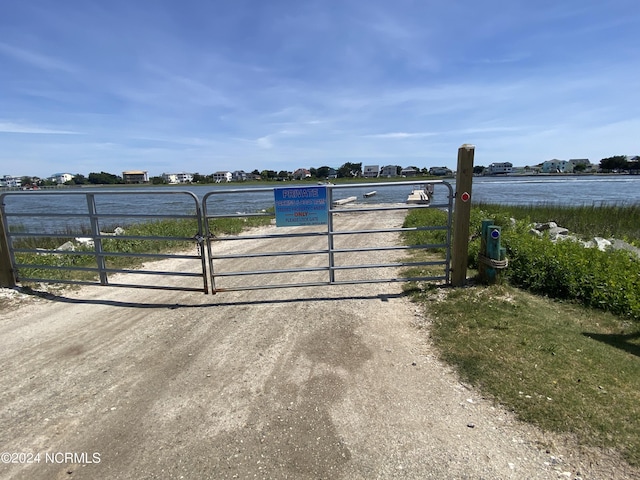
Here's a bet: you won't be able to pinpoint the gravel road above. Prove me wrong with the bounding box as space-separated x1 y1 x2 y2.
1 207 637 479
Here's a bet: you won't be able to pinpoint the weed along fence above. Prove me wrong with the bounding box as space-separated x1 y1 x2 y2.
0 190 209 293
0 180 458 295
202 181 454 293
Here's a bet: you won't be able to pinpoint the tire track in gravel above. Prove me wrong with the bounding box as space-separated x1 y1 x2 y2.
1 206 638 479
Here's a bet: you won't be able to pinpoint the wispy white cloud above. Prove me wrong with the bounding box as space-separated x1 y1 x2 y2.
1 1 639 176
0 42 78 73
365 126 529 139
0 121 81 135
365 132 438 139
256 136 273 149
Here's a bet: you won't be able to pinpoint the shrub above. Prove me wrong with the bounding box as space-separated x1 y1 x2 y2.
403 205 640 322
484 210 640 322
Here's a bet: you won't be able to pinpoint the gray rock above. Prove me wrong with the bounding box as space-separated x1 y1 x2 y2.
548 227 569 240
593 237 612 252
75 237 95 248
609 239 640 258
57 241 76 251
535 222 553 231
528 222 639 260
557 235 579 243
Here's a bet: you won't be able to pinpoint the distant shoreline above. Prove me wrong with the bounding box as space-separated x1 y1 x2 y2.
2 172 639 193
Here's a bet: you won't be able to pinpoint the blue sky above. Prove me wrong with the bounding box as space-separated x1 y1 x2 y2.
1 0 639 178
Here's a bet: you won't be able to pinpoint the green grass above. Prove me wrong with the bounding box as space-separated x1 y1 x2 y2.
474 202 640 245
12 214 273 283
417 284 640 466
403 203 640 466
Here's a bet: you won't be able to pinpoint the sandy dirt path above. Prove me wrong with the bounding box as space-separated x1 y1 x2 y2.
1 208 637 479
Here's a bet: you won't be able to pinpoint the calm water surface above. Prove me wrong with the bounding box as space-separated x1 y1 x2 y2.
2 175 639 232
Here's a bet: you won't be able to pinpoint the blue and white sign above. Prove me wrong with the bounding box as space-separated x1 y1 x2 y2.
274 186 328 227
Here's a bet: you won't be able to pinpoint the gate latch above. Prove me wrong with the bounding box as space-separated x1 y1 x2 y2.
193 233 205 245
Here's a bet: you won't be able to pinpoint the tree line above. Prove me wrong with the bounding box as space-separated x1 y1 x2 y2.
599 155 640 173
20 171 126 187
18 156 639 187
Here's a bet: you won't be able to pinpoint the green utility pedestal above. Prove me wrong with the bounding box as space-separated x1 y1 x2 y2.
478 220 507 284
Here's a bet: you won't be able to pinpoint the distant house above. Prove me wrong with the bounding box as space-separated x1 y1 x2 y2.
400 167 418 177
122 170 149 184
429 166 453 176
487 162 513 175
380 165 399 177
293 168 311 180
50 173 75 184
176 172 193 183
327 168 338 179
0 175 22 188
363 165 380 178
162 173 177 184
213 171 232 183
162 172 193 184
541 159 569 173
232 170 248 182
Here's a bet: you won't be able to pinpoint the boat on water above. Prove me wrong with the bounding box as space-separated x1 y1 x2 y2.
363 191 377 198
406 185 434 205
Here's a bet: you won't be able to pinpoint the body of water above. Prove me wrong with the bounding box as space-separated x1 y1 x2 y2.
2 175 639 232
468 175 640 205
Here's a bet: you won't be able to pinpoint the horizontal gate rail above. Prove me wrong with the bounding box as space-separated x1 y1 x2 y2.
211 249 327 259
327 226 448 235
212 266 329 277
203 180 453 293
211 231 327 241
10 249 200 260
0 190 208 293
7 233 199 242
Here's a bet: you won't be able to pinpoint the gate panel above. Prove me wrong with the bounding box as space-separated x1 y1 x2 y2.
203 181 453 293
0 190 208 293
0 182 453 295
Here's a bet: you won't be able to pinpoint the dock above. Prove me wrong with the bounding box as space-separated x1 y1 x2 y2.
406 189 431 204
332 196 357 207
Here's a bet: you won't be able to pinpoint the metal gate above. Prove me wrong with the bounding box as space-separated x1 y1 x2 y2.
0 190 208 293
1 181 453 295
203 180 453 293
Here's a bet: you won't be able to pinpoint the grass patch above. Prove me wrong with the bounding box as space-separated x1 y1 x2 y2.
474 202 640 246
403 203 640 466
417 284 640 466
402 207 449 253
206 214 273 236
12 214 273 283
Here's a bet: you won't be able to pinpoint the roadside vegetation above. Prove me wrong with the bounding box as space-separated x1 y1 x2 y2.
9 214 273 284
402 203 640 466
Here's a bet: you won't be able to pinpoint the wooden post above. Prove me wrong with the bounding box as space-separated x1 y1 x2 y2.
0 210 16 288
451 144 475 287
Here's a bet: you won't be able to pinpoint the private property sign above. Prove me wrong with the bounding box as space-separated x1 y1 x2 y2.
274 186 328 227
